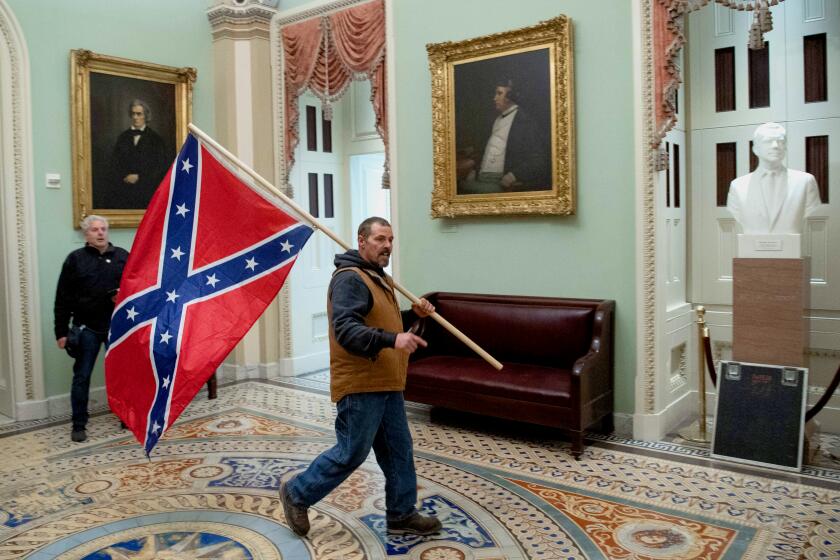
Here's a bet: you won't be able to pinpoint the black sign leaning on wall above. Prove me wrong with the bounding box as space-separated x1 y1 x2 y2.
711 361 808 472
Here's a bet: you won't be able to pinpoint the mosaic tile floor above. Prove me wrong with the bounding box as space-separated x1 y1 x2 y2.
281 370 840 481
0 380 838 559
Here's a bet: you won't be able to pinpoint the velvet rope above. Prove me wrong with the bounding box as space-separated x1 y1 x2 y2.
806 361 840 422
703 327 839 422
703 333 717 387
281 0 388 185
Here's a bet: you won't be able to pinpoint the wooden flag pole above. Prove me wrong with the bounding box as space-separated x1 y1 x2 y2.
188 123 503 371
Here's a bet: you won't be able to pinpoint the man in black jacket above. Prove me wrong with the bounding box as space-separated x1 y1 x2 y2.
54 215 128 442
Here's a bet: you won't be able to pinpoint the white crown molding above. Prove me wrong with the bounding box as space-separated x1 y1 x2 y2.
208 3 277 23
207 0 278 40
0 0 45 412
274 0 372 27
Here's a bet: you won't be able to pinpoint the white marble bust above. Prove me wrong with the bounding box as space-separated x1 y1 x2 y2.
726 123 821 234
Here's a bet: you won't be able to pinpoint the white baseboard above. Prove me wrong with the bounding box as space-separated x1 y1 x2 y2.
632 390 695 441
275 351 329 377
258 362 281 379
810 406 840 434
47 385 109 418
218 352 329 382
15 398 49 421
12 353 328 422
216 363 261 384
612 412 633 438
25 362 327 415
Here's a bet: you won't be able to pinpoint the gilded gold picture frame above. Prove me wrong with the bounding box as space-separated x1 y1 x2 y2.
70 49 195 228
428 17 574 217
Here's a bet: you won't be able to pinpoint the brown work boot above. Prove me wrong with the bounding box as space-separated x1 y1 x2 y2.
280 480 310 536
387 512 442 535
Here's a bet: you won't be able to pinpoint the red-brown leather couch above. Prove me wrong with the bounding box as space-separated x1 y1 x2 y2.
405 292 615 457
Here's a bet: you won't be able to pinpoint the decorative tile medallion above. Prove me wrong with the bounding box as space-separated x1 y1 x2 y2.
511 478 738 559
70 523 262 559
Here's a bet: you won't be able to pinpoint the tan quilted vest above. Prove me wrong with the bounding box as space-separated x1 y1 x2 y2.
328 267 408 402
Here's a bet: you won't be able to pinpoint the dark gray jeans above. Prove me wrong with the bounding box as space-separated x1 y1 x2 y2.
70 326 107 431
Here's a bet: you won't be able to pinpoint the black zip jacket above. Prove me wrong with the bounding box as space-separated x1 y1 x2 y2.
54 243 128 338
330 250 417 358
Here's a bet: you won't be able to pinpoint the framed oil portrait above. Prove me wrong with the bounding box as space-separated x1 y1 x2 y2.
70 49 196 228
428 17 575 217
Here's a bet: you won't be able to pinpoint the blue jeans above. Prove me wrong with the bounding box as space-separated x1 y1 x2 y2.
71 326 107 431
286 391 418 522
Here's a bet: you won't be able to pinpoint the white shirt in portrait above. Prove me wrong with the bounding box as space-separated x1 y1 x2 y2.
479 105 518 174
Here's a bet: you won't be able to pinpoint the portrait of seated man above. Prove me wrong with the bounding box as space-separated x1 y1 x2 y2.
108 99 169 209
456 78 551 195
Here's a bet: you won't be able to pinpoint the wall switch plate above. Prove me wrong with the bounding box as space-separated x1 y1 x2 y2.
46 173 61 189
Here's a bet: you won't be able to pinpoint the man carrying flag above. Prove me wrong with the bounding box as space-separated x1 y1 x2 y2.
107 125 451 538
105 133 313 455
280 217 443 537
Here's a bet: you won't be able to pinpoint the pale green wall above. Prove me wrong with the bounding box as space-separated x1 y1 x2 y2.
6 0 215 398
7 0 637 413
391 1 637 413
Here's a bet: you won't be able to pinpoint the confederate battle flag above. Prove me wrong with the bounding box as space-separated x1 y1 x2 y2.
105 133 313 455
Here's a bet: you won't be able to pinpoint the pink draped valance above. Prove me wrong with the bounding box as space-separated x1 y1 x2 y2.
281 0 389 186
653 0 686 150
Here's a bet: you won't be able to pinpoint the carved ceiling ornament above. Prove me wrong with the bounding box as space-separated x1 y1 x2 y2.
652 0 785 162
713 0 783 49
207 0 278 41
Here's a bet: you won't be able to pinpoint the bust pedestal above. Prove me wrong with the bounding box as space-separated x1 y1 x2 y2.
732 258 809 367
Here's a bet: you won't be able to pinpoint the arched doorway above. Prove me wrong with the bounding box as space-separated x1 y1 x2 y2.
0 0 44 420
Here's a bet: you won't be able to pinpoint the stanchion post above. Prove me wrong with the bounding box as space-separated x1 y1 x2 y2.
697 306 709 441
679 305 712 444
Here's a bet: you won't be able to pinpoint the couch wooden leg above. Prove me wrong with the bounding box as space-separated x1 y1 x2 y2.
207 373 218 400
571 431 584 459
600 413 614 435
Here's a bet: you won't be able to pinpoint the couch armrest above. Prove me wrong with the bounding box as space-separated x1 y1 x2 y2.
570 302 615 421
